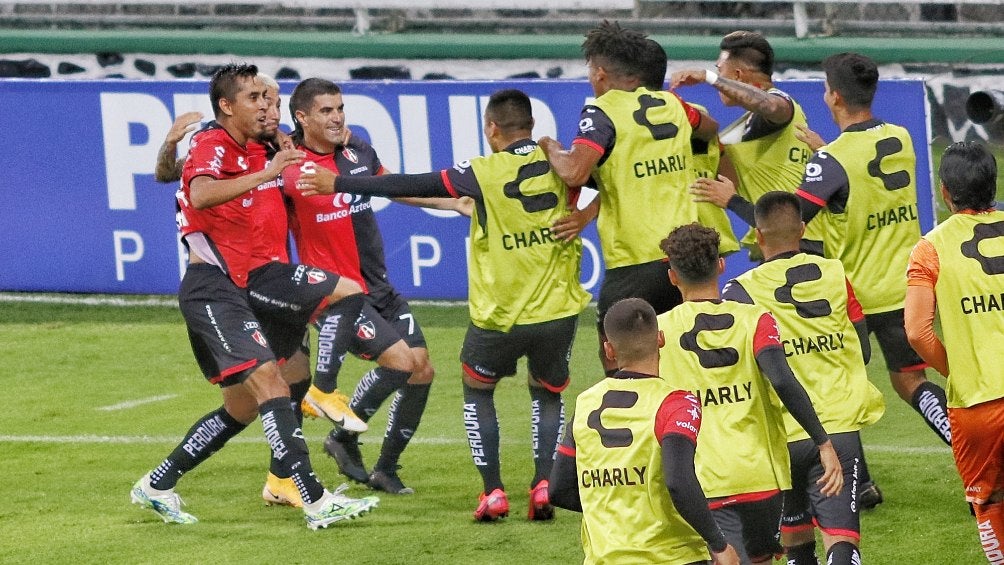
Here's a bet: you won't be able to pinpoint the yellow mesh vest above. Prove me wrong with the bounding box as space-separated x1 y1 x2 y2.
657 301 792 497
591 88 698 268
814 122 920 313
924 212 1004 408
721 91 822 252
467 145 591 332
574 377 711 565
733 254 885 439
690 103 741 257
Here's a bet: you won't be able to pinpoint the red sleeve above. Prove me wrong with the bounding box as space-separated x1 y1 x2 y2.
654 390 702 445
845 278 865 323
752 312 783 355
670 92 702 127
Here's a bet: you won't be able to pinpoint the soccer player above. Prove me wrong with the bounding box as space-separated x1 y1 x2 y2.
152 75 369 508
657 223 841 564
548 298 741 565
537 20 718 376
282 77 468 495
723 191 886 565
904 141 1004 564
795 53 953 451
671 30 821 259
131 64 376 529
296 88 591 522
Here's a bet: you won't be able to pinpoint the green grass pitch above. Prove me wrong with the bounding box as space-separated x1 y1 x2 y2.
0 298 983 563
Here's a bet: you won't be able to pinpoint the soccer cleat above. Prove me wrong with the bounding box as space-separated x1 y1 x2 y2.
368 469 415 495
859 481 884 510
130 474 198 524
302 386 368 433
323 432 370 484
262 472 303 508
527 479 554 521
474 488 509 522
303 484 379 530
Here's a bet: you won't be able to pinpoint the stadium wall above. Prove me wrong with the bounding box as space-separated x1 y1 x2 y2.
0 78 933 298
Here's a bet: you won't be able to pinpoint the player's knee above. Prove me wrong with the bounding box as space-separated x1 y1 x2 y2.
409 352 434 385
529 374 569 393
462 364 497 390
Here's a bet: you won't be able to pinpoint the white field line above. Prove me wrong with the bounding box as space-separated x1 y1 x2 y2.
0 292 469 308
96 395 180 411
0 433 953 454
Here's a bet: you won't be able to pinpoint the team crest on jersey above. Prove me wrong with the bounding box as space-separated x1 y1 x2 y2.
307 269 327 284
342 147 359 163
356 321 377 340
252 330 268 348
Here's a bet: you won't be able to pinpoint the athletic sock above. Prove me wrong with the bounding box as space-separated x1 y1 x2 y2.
973 502 1004 564
313 294 365 393
463 382 503 493
149 406 247 490
288 378 311 425
910 380 953 445
258 397 324 504
825 541 860 565
785 542 819 565
529 385 565 485
375 383 431 474
350 367 411 422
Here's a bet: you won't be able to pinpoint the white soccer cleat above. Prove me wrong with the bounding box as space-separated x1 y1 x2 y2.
303 484 379 530
130 474 198 524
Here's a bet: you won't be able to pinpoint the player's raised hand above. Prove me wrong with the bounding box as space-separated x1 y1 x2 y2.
166 111 203 144
795 124 826 152
816 440 844 497
690 175 737 209
296 163 338 197
669 69 707 90
711 543 741 565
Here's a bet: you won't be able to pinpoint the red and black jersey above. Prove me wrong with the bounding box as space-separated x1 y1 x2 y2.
177 122 258 288
283 137 395 306
247 140 290 270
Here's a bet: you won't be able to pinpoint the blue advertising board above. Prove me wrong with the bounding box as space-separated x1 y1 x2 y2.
0 79 933 298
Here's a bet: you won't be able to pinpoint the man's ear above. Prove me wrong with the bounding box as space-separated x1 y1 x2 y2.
602 340 617 363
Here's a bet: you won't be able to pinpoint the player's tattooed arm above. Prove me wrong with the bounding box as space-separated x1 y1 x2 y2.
155 111 202 183
714 77 793 124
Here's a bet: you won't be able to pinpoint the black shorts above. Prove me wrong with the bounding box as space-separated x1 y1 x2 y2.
866 308 926 372
247 261 341 360
709 492 783 562
782 431 863 539
178 264 275 387
460 314 578 391
300 294 427 361
597 259 682 335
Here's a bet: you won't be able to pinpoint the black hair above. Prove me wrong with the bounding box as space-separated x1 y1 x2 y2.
603 298 659 365
939 141 997 212
822 52 879 110
485 89 533 133
640 38 668 90
719 30 774 76
582 20 650 82
660 223 721 284
209 63 258 118
288 77 342 146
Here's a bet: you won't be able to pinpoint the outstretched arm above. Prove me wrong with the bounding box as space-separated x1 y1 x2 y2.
538 136 601 188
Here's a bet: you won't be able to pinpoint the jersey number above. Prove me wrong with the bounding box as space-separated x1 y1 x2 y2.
587 390 638 448
633 94 680 141
680 313 740 369
961 221 1004 276
867 137 911 191
503 160 558 213
774 264 832 318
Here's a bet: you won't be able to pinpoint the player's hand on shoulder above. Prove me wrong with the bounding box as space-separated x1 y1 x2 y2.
537 136 563 155
166 111 203 144
795 124 825 152
712 544 741 565
275 130 295 151
669 69 706 89
689 175 736 209
815 440 844 497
